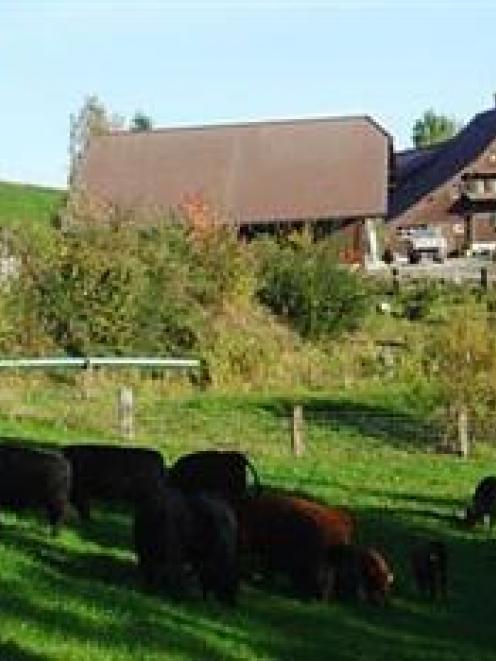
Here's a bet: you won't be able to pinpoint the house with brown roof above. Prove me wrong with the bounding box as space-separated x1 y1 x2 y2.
76 115 391 265
388 107 496 257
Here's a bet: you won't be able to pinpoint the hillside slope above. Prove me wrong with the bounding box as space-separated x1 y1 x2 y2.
0 180 65 227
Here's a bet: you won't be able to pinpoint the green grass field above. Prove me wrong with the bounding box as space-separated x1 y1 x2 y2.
0 385 494 660
0 181 64 227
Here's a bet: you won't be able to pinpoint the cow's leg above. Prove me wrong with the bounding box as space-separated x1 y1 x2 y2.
46 498 67 536
73 496 91 522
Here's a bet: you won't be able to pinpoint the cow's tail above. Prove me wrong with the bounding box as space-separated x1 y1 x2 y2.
243 455 261 495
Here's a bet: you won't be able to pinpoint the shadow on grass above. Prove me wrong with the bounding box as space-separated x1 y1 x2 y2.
260 398 440 452
70 506 133 554
0 640 49 661
0 502 495 660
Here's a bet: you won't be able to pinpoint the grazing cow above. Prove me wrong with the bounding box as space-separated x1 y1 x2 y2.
134 486 239 605
63 444 167 520
327 544 394 605
169 450 260 502
237 491 355 600
465 476 496 528
133 486 192 596
359 547 394 605
411 540 447 600
0 444 71 534
187 493 240 605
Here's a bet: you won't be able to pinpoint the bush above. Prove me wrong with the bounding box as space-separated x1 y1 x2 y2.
255 233 370 339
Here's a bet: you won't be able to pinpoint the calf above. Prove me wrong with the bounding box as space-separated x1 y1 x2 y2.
410 540 447 600
328 544 394 605
237 491 355 600
359 547 394 605
169 449 260 502
465 476 496 528
0 443 71 534
63 444 167 520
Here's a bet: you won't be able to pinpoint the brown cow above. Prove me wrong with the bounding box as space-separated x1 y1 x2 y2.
327 544 394 605
237 491 355 600
359 547 394 605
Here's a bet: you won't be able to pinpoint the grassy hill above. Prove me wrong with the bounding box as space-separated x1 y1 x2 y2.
0 180 65 227
0 383 494 660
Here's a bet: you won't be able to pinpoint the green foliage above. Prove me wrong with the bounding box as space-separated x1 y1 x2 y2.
412 108 460 148
421 301 496 448
256 233 370 339
130 110 153 132
69 95 123 185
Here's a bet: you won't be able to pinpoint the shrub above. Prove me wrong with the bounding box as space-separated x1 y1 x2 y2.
255 233 370 339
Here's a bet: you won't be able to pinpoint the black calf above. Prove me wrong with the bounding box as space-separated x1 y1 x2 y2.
411 540 448 600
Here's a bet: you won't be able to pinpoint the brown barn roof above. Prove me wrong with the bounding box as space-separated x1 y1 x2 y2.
78 115 390 223
389 108 496 220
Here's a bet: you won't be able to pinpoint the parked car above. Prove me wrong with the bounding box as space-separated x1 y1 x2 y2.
404 226 448 264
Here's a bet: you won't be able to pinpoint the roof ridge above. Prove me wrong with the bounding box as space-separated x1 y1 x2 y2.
105 113 389 138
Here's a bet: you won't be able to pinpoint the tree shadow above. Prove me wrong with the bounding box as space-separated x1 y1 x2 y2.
0 484 495 659
260 398 441 452
0 640 49 661
70 506 134 554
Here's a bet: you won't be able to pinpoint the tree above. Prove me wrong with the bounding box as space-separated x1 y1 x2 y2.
130 111 153 132
68 95 123 185
412 109 460 148
422 303 496 456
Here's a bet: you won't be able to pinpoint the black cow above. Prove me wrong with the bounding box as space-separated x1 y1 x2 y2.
63 444 167 520
187 493 239 605
133 486 239 604
465 475 496 527
410 540 447 600
133 486 192 596
168 450 260 502
0 444 71 534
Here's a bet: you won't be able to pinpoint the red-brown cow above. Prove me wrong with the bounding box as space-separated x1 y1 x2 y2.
237 491 355 600
327 543 394 605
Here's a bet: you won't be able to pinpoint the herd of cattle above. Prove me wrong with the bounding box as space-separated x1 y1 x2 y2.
0 441 493 608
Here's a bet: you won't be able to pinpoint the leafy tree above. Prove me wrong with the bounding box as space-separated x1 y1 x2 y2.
130 111 153 132
422 303 496 455
69 95 123 185
412 109 459 148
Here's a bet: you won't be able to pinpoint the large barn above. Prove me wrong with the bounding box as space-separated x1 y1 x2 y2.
76 115 392 265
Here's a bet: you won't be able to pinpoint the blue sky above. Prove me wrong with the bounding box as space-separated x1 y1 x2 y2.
1 0 495 188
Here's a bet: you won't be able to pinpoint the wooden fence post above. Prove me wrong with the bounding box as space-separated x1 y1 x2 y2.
457 406 469 458
291 405 304 457
480 266 488 291
81 361 93 400
118 386 134 440
392 267 400 294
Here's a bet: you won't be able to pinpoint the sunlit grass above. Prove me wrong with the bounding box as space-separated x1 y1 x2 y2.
0 384 494 659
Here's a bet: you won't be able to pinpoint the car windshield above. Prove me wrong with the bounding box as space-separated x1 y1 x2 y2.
412 228 439 238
